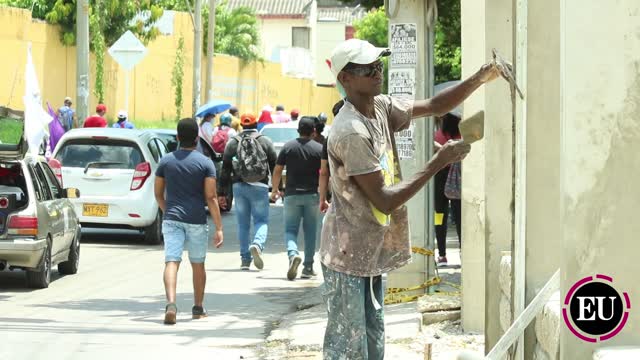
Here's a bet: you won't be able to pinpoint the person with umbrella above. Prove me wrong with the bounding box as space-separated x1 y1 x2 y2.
196 100 232 144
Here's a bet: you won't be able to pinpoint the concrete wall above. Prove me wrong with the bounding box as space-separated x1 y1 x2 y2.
560 0 640 358
316 21 345 85
483 0 514 351
524 0 562 357
0 8 340 123
460 0 486 333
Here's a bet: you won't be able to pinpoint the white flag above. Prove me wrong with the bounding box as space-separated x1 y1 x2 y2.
22 44 52 156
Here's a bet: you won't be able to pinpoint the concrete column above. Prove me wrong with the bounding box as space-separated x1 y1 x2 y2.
522 0 561 357
386 0 434 295
460 0 486 333
483 0 514 351
560 1 640 358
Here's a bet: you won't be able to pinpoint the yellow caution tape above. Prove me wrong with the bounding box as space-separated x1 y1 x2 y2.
411 246 434 256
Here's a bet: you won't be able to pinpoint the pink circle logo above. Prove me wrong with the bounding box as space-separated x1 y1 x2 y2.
563 274 631 342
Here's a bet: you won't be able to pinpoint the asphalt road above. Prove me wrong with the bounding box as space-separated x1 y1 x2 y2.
0 204 323 359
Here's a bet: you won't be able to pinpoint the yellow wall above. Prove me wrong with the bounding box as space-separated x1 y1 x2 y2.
0 7 341 123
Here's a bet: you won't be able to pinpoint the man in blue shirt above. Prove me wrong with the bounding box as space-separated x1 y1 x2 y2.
58 97 76 131
154 118 224 325
113 110 136 129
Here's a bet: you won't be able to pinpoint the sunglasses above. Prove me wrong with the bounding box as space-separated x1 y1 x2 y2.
343 61 384 78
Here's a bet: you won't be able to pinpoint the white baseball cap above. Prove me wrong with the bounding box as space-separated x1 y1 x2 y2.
329 39 391 78
117 110 128 119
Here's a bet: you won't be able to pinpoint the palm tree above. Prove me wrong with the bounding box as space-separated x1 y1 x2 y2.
204 4 261 62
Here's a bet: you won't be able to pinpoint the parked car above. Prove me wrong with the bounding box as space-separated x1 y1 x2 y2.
0 139 81 288
52 128 168 244
147 129 233 212
148 128 179 152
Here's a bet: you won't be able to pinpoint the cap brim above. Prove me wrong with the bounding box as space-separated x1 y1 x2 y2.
350 47 391 65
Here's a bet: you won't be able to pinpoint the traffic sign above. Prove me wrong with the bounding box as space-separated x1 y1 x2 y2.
108 31 147 71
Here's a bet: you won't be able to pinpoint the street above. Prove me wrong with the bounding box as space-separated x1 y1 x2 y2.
0 205 322 359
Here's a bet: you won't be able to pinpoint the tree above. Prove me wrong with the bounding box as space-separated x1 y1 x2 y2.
350 2 461 83
0 0 164 48
159 0 261 62
353 7 389 93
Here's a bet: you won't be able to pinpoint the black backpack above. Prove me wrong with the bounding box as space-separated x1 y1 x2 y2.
232 133 269 182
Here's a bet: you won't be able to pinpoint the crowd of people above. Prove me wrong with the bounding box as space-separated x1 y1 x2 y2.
52 98 136 132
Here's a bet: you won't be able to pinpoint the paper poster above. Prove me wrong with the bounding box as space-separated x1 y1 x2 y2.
396 124 416 160
390 23 418 67
388 68 416 100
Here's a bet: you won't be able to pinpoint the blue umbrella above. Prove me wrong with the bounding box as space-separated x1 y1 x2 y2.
195 100 231 118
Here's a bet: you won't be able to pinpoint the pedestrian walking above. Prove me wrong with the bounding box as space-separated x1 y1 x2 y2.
272 104 291 123
84 104 107 128
290 109 300 121
312 113 328 144
58 97 76 131
228 106 244 132
199 113 216 144
257 109 273 131
318 100 344 214
112 110 135 129
320 38 500 359
434 111 462 266
219 113 278 270
154 118 224 325
270 117 323 280
211 113 237 154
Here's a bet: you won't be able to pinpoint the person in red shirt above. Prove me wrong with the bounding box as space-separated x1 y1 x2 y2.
433 111 462 266
84 104 108 128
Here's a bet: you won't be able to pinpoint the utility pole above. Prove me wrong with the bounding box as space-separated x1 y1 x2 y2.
76 0 90 124
192 0 203 116
205 0 216 102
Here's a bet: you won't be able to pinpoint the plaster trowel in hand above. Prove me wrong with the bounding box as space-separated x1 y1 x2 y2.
492 48 525 100
458 110 485 145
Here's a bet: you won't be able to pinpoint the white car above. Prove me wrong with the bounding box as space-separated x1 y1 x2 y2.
52 128 168 244
260 121 330 155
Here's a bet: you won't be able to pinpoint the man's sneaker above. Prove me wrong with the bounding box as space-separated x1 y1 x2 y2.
437 256 448 267
164 303 177 325
249 244 264 269
240 259 251 270
287 255 302 280
192 305 208 319
300 265 317 279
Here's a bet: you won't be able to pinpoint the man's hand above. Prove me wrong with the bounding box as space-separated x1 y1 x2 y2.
270 191 282 203
217 196 227 210
319 198 330 213
433 140 471 168
212 229 224 248
477 61 501 84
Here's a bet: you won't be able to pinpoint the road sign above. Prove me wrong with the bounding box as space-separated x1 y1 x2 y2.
108 31 147 71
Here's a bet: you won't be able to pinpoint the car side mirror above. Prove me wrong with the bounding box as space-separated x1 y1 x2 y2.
63 188 80 199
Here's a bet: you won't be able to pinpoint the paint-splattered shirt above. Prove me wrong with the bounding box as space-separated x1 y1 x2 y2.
320 95 413 277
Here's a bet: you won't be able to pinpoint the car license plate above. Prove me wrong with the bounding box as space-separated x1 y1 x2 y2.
83 203 109 217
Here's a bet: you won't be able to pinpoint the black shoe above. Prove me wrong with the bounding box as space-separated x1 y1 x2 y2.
287 255 302 280
300 265 317 279
164 303 177 325
192 305 208 319
240 259 251 270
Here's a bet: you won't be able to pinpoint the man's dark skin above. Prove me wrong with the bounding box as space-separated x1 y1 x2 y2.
336 60 500 214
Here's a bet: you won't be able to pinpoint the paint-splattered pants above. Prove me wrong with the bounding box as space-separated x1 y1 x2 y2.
321 264 385 360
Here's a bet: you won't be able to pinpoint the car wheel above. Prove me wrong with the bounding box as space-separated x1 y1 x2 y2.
58 227 81 275
144 210 163 245
26 237 52 289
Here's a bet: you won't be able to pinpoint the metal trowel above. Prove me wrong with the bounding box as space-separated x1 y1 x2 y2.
459 110 485 144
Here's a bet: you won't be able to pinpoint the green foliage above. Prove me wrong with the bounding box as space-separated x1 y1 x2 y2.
171 36 185 122
353 2 462 84
354 7 389 93
353 6 387 47
0 117 23 145
91 1 106 103
159 0 261 62
434 0 461 83
1 0 163 48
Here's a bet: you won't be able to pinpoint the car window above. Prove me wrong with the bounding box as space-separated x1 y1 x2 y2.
40 163 62 199
27 166 43 201
147 140 160 163
55 139 144 169
155 138 168 157
260 127 299 143
31 164 52 201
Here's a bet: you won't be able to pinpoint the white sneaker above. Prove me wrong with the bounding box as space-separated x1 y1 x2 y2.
250 245 264 269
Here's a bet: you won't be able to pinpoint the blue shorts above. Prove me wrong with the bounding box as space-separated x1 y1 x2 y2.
162 220 208 263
